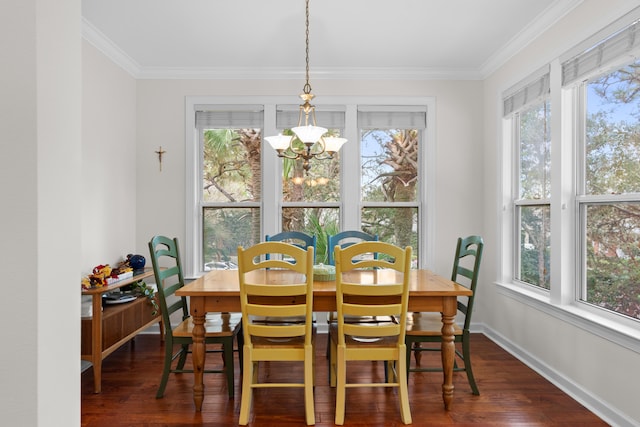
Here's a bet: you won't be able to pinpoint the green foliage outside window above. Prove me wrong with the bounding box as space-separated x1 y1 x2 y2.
200 120 421 270
517 101 551 289
582 60 640 320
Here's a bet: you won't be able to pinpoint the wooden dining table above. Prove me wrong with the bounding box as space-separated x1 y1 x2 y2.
176 268 472 412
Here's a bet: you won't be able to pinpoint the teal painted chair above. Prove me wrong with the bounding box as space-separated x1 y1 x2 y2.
148 235 243 399
405 235 484 395
265 231 317 261
327 230 377 266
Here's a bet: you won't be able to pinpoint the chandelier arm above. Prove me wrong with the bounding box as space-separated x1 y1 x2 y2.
313 153 335 160
276 150 304 160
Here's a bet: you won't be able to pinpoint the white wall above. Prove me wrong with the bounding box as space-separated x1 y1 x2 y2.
0 1 82 426
482 1 640 425
81 41 138 273
134 79 485 278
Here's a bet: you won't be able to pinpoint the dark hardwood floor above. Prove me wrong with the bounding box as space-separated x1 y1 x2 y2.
81 333 608 426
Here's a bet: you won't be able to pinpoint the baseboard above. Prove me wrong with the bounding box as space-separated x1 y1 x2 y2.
478 323 636 427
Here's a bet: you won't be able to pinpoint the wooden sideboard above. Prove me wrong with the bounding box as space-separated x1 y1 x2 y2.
81 268 161 393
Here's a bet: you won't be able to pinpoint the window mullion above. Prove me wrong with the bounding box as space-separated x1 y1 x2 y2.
263 104 280 238
341 104 360 230
550 58 571 305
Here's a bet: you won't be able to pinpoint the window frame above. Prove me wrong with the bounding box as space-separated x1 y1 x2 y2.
498 9 640 352
511 100 552 290
185 96 436 278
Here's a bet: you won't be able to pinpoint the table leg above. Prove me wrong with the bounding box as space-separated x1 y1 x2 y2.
91 294 103 393
441 296 457 410
191 297 206 411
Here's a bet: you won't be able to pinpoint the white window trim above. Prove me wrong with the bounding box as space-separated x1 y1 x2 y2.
185 95 436 278
498 57 640 352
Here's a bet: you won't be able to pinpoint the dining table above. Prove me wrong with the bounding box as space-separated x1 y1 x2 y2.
176 268 472 412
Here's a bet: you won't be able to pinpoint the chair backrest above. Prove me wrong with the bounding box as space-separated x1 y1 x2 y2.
451 235 484 332
327 230 378 265
334 241 412 346
265 231 317 262
148 235 189 332
237 241 315 346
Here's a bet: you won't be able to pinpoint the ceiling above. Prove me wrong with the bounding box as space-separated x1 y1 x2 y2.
81 0 581 80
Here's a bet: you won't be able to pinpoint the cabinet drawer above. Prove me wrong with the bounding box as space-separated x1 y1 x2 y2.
81 297 159 355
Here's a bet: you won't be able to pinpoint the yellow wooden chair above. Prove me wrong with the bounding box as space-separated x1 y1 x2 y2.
237 241 316 425
330 241 412 425
325 231 387 358
405 235 484 395
259 231 317 324
148 235 242 399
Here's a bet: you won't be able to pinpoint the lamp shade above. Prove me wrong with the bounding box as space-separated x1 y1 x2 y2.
292 125 327 144
265 134 293 151
323 137 347 153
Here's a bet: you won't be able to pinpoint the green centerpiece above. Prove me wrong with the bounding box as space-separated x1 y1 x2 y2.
313 264 335 281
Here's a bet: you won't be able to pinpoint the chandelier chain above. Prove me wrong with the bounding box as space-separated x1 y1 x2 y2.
303 0 311 95
264 0 347 174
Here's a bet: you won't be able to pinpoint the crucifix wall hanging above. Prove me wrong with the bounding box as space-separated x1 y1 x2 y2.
155 146 166 171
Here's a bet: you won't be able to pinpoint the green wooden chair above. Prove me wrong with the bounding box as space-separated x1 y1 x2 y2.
148 235 243 399
405 235 484 395
265 231 317 261
327 230 377 266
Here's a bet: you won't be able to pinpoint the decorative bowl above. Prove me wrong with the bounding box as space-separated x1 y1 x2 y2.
313 264 335 281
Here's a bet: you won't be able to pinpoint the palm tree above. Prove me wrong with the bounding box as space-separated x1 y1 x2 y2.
237 128 262 244
380 129 419 248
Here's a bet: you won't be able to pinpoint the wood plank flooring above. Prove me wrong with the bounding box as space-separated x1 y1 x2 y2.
81 333 608 426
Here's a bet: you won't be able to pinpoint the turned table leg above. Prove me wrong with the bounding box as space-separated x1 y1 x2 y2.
441 296 457 410
191 297 206 411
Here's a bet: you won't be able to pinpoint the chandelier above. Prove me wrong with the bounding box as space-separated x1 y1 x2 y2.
264 0 347 174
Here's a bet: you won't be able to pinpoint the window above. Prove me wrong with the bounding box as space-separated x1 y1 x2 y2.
186 97 435 277
564 16 640 322
278 106 344 264
194 106 263 272
359 107 426 267
504 69 551 289
501 14 640 329
577 59 640 320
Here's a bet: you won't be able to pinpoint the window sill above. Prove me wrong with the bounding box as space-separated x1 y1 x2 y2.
495 281 640 354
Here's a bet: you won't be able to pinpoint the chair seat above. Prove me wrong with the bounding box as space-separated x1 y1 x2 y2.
406 312 463 336
329 323 399 348
252 315 308 324
328 312 395 323
172 312 242 337
250 325 317 348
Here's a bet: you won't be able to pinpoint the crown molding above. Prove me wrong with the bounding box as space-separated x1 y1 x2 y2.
82 1 583 83
479 0 584 78
82 17 141 77
135 66 483 80
81 18 482 81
